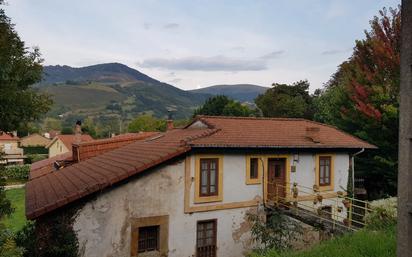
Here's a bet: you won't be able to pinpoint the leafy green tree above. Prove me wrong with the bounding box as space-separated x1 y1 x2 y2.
60 127 73 135
313 6 401 199
194 95 254 117
0 2 50 255
255 80 314 119
128 115 166 132
0 1 52 132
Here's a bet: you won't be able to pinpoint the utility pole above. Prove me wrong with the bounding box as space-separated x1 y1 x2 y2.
397 1 412 256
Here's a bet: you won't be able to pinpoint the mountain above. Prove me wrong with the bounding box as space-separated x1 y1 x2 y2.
41 63 162 85
190 84 268 102
37 63 210 119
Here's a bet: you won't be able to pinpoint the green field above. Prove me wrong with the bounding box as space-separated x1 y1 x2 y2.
251 225 396 257
2 188 26 232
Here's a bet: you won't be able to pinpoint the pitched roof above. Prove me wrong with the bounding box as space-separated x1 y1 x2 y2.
29 152 72 180
26 128 216 219
0 132 19 141
72 132 158 162
46 134 94 151
26 116 375 219
187 116 376 149
20 133 51 147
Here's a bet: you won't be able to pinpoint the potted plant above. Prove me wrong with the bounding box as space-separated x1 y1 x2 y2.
342 199 351 208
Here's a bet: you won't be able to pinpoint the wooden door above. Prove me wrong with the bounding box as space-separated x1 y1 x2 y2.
268 158 286 200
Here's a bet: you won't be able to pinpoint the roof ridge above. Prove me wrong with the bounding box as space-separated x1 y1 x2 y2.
196 115 308 121
180 128 220 146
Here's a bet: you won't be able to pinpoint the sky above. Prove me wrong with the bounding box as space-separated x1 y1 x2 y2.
5 0 400 91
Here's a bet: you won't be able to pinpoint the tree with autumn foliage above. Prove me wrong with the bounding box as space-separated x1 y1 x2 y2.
314 6 401 199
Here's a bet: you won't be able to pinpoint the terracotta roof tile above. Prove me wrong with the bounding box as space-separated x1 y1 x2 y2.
26 116 375 220
72 132 158 162
187 116 376 149
0 132 19 141
26 128 216 219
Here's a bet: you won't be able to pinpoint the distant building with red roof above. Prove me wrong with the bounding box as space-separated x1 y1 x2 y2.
46 134 94 158
0 132 25 164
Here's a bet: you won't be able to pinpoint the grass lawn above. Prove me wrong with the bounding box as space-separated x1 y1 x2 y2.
2 187 26 232
251 225 396 257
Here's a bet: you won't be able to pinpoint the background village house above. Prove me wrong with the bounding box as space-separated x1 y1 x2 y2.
46 134 94 158
0 132 25 165
26 116 375 257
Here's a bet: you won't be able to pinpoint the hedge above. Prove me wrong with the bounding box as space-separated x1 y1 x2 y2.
2 164 30 180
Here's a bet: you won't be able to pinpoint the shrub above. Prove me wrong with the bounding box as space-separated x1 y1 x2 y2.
3 165 30 181
0 227 24 257
247 208 303 253
364 197 397 230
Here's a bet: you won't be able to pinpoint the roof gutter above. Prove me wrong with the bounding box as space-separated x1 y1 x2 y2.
351 148 365 197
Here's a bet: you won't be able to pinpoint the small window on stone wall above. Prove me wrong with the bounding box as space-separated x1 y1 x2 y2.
138 225 159 253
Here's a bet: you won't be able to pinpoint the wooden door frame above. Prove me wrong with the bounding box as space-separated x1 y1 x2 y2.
267 158 287 199
263 155 291 203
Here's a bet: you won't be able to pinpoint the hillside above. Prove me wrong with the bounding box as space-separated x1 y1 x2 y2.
190 84 268 102
37 63 210 119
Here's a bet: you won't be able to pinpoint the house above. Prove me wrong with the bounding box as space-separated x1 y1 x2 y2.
20 133 51 148
46 134 94 158
19 133 51 155
0 132 25 164
25 116 375 257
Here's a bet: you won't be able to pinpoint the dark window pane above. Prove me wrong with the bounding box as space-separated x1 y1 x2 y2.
138 226 159 253
275 164 281 177
197 220 217 257
319 157 331 186
199 159 219 196
250 158 259 179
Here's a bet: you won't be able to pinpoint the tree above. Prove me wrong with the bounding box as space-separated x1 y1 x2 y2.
255 80 314 119
314 6 401 199
0 2 52 132
128 115 166 132
194 95 255 117
0 2 50 255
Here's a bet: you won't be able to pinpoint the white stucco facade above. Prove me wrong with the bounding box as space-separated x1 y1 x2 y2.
48 139 69 157
73 151 350 257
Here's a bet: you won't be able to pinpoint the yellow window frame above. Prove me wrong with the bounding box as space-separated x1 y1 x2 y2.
245 155 263 184
194 155 224 203
315 154 335 191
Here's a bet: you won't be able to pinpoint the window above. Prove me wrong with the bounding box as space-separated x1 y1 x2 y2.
319 156 331 186
246 156 262 184
196 220 217 257
138 226 159 253
250 158 259 179
200 158 218 196
130 215 168 257
316 154 334 191
195 155 223 203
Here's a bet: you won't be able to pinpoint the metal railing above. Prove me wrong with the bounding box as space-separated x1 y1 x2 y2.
267 182 372 231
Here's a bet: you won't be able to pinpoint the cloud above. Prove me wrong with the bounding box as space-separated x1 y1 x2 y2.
163 23 180 29
143 23 152 30
260 50 285 59
139 55 268 71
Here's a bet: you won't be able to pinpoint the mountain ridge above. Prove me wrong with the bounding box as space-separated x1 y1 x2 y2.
190 84 268 102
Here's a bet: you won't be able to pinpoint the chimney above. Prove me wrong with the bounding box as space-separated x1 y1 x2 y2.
166 108 175 131
305 127 320 143
74 120 82 144
167 120 174 130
